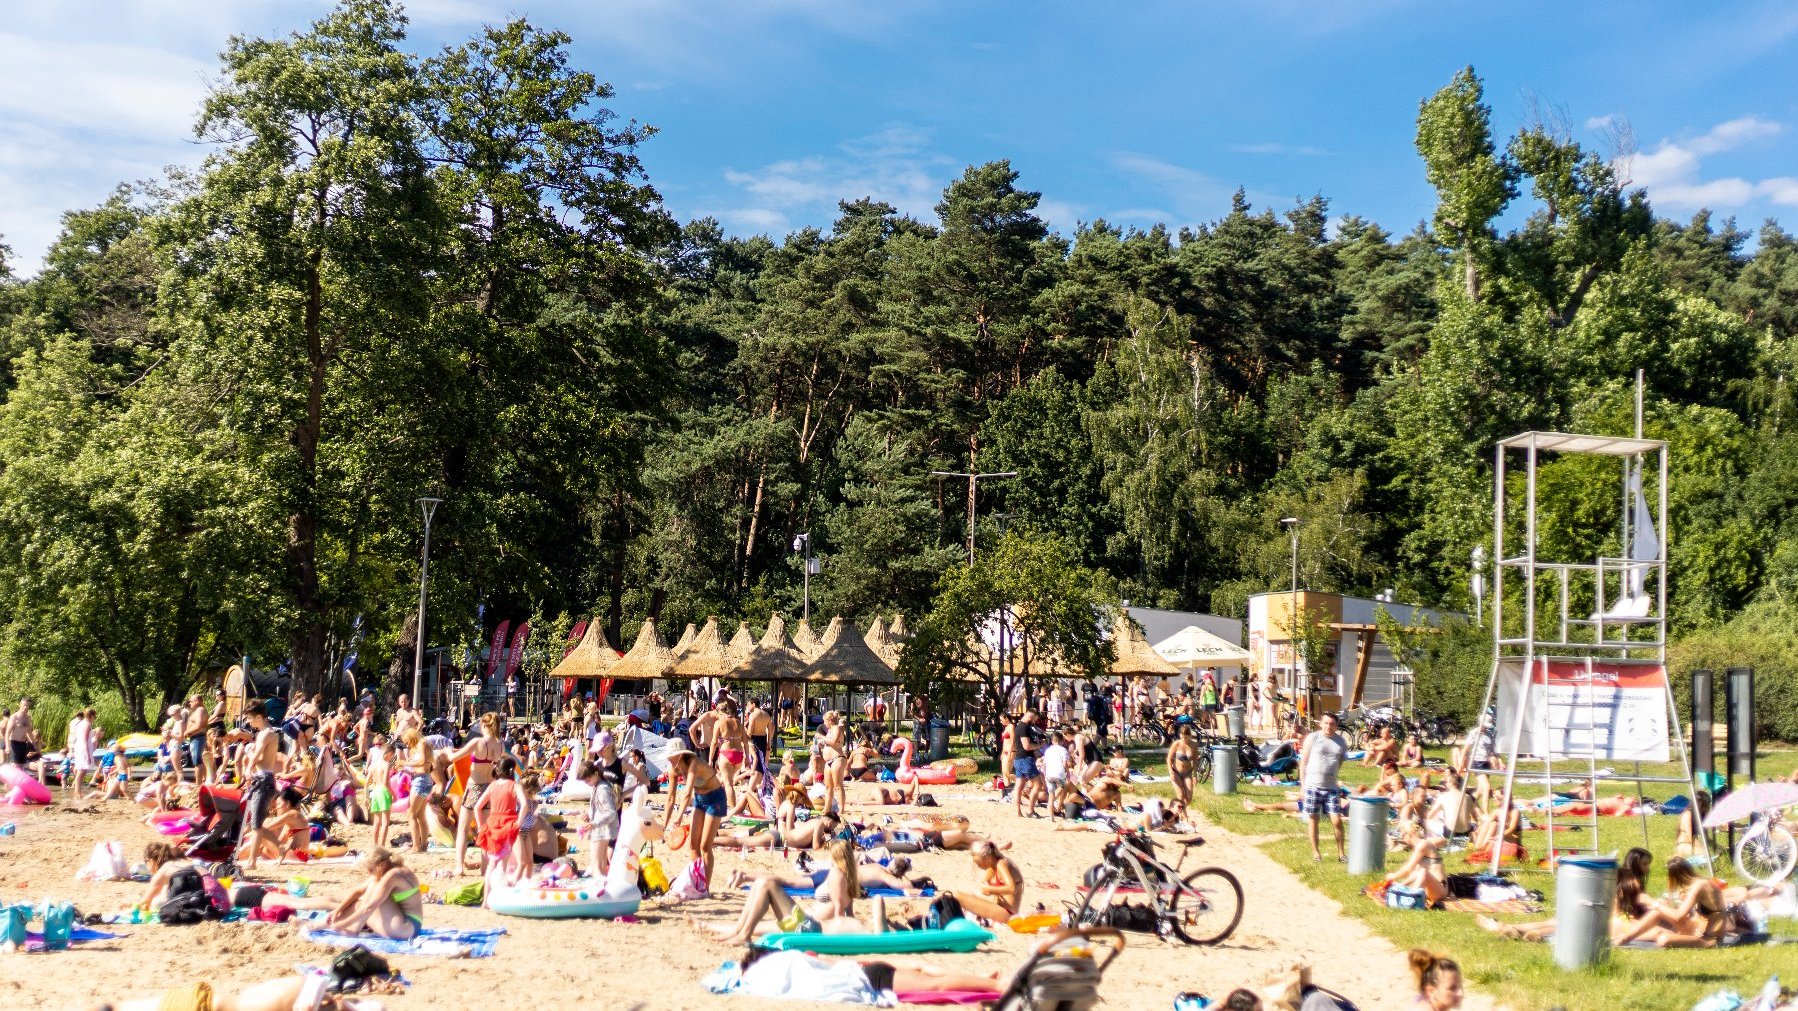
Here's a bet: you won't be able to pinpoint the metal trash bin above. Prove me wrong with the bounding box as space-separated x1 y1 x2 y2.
1224 705 1246 739
928 719 951 762
1211 744 1238 794
1553 856 1618 970
1346 795 1389 874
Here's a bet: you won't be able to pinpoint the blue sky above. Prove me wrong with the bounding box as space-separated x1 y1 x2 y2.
4 1 1797 272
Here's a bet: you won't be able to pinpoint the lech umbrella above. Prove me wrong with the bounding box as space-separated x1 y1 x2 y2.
1702 780 1798 829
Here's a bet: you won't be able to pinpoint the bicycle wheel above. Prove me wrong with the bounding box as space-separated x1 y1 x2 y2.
1194 746 1213 783
1736 822 1798 886
1163 866 1244 945
1070 865 1118 928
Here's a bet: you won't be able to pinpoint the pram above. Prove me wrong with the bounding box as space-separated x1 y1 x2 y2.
1239 739 1297 777
990 927 1124 1011
185 785 243 874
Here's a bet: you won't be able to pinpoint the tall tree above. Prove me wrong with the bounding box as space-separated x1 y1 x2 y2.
1416 67 1514 300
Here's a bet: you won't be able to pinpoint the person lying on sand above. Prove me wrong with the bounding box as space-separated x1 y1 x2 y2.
713 811 843 851
721 853 928 897
730 946 1004 998
856 822 1000 853
90 974 383 1011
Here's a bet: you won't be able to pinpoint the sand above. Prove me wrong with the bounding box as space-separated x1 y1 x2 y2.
0 784 1499 1010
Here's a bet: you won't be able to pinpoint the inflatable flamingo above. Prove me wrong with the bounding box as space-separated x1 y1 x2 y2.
888 738 958 785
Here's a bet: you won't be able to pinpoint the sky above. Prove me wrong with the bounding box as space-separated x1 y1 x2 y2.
3 1 1798 273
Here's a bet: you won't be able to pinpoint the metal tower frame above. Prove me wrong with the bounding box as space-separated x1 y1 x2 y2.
1475 431 1705 872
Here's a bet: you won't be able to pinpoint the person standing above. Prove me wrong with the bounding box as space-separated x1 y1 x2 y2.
64 708 95 796
1012 710 1045 818
1298 711 1349 862
235 703 285 871
6 698 40 769
1084 684 1111 742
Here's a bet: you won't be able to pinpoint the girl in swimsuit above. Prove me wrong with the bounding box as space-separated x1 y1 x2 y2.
947 841 1023 921
665 748 729 873
847 738 877 782
1165 728 1196 808
365 742 394 848
448 712 505 875
324 846 422 940
473 757 526 885
707 838 860 945
400 729 435 855
819 711 849 816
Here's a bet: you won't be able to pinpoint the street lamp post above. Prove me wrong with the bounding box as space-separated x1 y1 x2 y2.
1280 517 1305 724
412 497 443 717
930 469 1018 565
793 533 817 625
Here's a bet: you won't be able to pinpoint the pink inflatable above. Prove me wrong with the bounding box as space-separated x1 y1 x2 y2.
0 765 52 806
888 739 958 785
149 808 196 825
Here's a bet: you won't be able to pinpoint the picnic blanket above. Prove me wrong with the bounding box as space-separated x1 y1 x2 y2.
23 926 123 951
1442 898 1538 915
762 882 935 900
303 926 506 958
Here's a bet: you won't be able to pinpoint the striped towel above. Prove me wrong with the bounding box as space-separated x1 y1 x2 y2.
302 926 506 958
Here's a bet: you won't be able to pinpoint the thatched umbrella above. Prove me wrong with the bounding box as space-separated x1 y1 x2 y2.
1112 618 1181 677
792 618 822 659
863 618 897 669
802 617 899 686
671 622 699 657
673 617 735 681
607 618 678 681
887 613 910 641
547 619 621 682
726 622 759 665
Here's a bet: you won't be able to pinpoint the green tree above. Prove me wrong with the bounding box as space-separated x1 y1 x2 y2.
1416 67 1514 300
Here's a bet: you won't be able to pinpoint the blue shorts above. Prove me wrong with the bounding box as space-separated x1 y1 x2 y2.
694 787 728 818
1301 787 1344 817
411 775 434 799
1012 756 1039 780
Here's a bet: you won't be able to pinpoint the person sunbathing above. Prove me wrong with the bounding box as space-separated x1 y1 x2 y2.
1241 793 1302 815
239 787 314 864
714 811 842 851
868 777 921 806
703 838 864 945
1675 791 1710 858
1382 829 1448 906
1398 737 1424 769
729 947 1004 999
1424 769 1473 839
857 822 999 853
323 847 422 941
1468 797 1521 856
1372 761 1407 799
1614 857 1739 948
1363 727 1399 767
1479 848 1653 943
722 854 927 897
89 973 379 1011
944 841 1023 922
134 842 192 913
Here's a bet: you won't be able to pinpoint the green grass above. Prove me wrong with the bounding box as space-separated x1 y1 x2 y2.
1143 745 1798 1011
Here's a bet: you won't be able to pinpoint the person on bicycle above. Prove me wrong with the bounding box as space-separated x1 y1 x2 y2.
1298 712 1349 862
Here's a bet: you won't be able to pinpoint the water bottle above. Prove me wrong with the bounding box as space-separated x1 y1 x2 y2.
1758 975 1780 1010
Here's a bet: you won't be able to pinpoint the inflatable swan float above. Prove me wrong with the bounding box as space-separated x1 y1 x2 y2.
487 785 662 919
887 738 959 785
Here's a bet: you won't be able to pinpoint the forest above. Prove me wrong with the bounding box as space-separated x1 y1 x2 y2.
2 1 1797 733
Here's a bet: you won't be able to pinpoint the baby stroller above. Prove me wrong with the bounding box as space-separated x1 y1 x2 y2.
991 927 1124 1011
1239 739 1297 777
185 784 243 874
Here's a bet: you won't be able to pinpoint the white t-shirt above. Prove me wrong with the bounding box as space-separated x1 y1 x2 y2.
1040 743 1069 780
1300 731 1348 791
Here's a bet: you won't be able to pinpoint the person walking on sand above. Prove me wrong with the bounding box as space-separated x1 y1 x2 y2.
234 702 285 871
1298 711 1349 862
6 697 40 769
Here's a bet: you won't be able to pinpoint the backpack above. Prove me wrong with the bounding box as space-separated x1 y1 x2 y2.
925 893 963 929
1101 901 1161 933
1019 954 1103 1011
331 944 392 985
160 866 227 924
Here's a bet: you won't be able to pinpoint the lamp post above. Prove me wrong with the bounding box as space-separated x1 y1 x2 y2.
793 533 817 625
930 469 1018 565
1280 517 1305 723
412 497 443 716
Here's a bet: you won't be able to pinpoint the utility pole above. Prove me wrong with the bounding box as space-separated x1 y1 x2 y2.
930 469 1017 565
792 533 817 624
413 497 443 716
1280 517 1305 722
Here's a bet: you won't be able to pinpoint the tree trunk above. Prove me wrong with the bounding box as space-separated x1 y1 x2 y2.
290 210 329 701
1463 253 1481 301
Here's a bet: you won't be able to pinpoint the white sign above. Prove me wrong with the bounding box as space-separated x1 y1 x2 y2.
1495 658 1670 763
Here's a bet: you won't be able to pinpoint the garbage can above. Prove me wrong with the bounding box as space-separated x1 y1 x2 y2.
1346 795 1389 874
1224 705 1246 739
1553 855 1618 970
1211 744 1238 794
928 719 951 762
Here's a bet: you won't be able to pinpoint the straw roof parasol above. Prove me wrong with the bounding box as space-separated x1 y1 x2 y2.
671 622 699 657
726 622 759 663
887 613 910 641
1111 617 1182 677
792 618 822 659
673 617 735 680
863 618 898 669
607 618 678 681
800 616 899 685
729 614 807 680
547 619 620 681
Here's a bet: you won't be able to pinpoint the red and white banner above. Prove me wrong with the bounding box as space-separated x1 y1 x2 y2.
504 622 530 679
563 619 589 659
1495 658 1670 763
486 619 511 683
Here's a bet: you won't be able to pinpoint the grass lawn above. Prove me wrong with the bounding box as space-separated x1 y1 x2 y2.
1134 742 1798 1011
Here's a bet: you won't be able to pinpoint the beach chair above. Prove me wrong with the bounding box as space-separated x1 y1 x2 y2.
989 926 1124 1011
185 785 243 872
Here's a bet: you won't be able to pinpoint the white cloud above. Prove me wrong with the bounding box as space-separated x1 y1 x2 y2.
715 123 958 235
1621 116 1786 211
1108 152 1246 223
1227 142 1328 157
1585 114 1615 131
1034 198 1087 233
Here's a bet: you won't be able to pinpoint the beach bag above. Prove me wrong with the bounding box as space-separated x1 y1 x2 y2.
1385 885 1428 910
331 944 391 985
640 854 669 896
925 893 964 930
1102 901 1161 932
76 841 129 882
0 903 30 948
667 857 709 902
39 900 74 951
443 881 483 906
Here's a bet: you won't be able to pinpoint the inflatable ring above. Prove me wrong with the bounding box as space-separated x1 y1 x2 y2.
486 882 640 920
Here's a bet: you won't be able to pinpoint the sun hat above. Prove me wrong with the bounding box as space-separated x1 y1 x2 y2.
664 745 696 763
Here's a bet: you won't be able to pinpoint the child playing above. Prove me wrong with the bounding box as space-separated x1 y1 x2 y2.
365 743 394 848
93 743 132 801
1040 731 1071 818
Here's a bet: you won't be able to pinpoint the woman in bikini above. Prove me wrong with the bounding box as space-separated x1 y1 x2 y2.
665 746 729 873
1382 826 1448 906
715 810 843 851
324 847 422 940
846 735 878 782
712 700 750 812
1166 727 1197 808
706 837 863 945
1615 857 1741 947
818 711 849 816
947 841 1023 922
447 712 505 875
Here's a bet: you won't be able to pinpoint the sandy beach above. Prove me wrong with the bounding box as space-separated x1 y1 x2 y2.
0 779 1500 1011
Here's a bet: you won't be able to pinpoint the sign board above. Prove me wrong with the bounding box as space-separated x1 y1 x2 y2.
1495 658 1670 763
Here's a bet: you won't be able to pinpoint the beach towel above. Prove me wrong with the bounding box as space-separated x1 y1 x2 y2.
23 925 122 951
302 926 506 958
896 991 1000 1005
1441 898 1538 915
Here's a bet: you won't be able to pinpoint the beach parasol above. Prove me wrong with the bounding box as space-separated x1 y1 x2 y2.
547 619 620 681
606 619 678 681
801 617 899 686
792 618 822 659
1152 625 1254 669
671 622 699 657
1703 781 1798 828
672 617 735 681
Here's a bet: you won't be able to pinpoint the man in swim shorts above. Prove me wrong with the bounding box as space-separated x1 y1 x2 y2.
235 703 285 871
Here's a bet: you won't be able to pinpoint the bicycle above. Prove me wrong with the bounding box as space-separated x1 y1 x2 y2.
1066 818 1244 945
1735 806 1798 887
